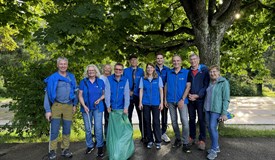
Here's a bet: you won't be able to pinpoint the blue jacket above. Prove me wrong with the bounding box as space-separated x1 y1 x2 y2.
141 77 161 106
44 72 78 112
155 65 169 85
105 74 130 110
188 64 210 101
123 66 144 96
166 68 189 104
79 77 105 113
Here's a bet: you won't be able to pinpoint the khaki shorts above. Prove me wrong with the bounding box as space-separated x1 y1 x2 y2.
51 102 73 121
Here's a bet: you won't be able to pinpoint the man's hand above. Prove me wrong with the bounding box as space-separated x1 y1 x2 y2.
177 99 184 109
45 112 52 122
83 106 89 113
94 99 101 105
164 100 168 108
107 107 112 113
159 102 163 111
123 108 128 114
139 104 143 110
130 91 134 96
188 94 199 101
72 106 77 114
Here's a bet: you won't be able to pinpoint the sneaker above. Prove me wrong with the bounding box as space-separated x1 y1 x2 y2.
48 150 56 160
85 147 94 154
197 141 206 150
161 133 171 143
207 149 217 160
147 142 154 149
172 139 182 148
182 144 191 153
61 148 73 158
155 143 161 150
207 148 220 154
97 147 104 157
189 137 195 145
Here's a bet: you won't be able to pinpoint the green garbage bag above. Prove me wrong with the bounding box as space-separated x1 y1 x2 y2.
107 110 135 160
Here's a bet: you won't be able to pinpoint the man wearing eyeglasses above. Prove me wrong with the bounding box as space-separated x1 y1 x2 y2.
105 63 130 114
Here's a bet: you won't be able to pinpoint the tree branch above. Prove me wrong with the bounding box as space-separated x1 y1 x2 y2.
126 39 195 52
241 0 275 10
208 0 216 23
212 0 233 23
139 26 194 37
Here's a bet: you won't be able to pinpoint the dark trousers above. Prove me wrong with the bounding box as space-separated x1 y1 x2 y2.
143 105 161 143
188 101 206 141
128 95 145 137
161 107 168 134
103 101 109 139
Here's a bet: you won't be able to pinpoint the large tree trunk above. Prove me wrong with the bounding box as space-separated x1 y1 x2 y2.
181 0 241 67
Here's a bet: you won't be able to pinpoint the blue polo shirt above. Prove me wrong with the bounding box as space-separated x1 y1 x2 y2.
79 78 105 112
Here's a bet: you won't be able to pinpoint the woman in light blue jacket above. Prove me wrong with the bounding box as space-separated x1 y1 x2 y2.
204 65 230 160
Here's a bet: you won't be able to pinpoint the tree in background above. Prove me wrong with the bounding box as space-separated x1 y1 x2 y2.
0 0 274 137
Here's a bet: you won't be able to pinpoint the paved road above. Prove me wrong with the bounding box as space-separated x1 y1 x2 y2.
1 97 275 126
0 138 274 160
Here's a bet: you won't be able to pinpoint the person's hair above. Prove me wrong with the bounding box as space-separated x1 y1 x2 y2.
209 65 220 72
155 51 164 58
83 64 101 78
57 57 68 64
114 62 124 69
128 54 138 60
172 54 182 61
189 53 200 59
144 63 158 79
102 64 112 73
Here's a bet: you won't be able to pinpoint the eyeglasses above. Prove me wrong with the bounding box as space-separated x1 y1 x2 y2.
115 68 123 71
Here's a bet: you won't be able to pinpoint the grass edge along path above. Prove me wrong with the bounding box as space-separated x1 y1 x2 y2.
1 126 275 143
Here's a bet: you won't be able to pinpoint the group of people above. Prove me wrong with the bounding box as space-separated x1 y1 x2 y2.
43 52 230 160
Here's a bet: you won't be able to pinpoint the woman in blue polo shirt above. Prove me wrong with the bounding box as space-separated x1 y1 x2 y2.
139 63 163 149
78 64 105 157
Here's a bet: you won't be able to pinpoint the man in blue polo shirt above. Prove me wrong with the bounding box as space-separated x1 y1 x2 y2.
123 55 145 140
155 52 171 143
165 55 191 152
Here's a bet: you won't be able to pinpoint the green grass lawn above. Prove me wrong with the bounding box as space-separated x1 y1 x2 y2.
1 126 274 143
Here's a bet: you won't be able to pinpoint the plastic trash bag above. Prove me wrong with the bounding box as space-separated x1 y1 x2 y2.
107 110 135 160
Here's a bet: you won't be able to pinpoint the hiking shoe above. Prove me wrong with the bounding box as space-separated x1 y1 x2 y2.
172 139 182 148
85 147 94 154
189 137 195 145
197 141 206 150
97 147 104 157
207 148 220 154
147 142 154 149
61 148 73 158
161 133 171 143
182 144 191 153
48 150 56 160
155 143 161 150
207 149 217 160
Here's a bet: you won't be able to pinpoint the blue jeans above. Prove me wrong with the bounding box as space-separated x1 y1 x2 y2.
168 103 189 144
82 109 103 148
205 111 220 150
